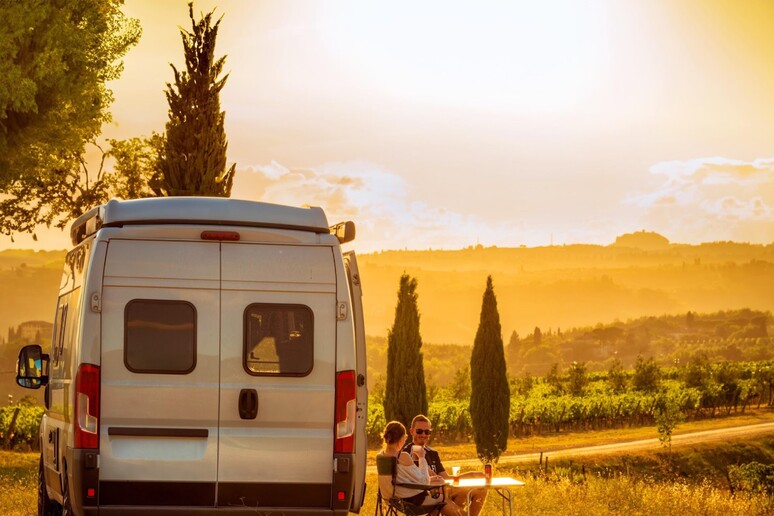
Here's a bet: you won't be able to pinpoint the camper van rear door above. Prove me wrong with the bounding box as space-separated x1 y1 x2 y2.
98 240 221 507
217 243 337 508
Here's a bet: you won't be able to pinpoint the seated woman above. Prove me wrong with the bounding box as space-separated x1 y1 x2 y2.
379 421 463 515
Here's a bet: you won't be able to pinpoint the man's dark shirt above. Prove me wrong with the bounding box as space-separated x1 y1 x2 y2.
402 441 446 475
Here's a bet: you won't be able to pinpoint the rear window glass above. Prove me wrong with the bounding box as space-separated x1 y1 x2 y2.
244 304 313 376
125 300 196 374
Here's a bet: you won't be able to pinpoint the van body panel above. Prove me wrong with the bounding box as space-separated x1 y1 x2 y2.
99 197 330 234
99 240 221 488
343 251 368 512
97 225 325 246
218 243 336 490
21 198 365 514
43 242 92 505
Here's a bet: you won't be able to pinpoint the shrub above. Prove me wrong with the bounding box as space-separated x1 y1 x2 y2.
0 405 43 449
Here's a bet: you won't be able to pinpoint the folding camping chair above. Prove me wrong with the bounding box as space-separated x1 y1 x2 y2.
374 453 446 516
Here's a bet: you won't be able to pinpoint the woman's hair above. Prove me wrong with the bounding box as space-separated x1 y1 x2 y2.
382 420 406 445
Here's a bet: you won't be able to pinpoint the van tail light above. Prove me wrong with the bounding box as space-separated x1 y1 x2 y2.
75 364 100 449
201 231 240 241
335 370 356 453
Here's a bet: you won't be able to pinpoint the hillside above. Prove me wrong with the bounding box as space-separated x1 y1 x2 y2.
365 308 772 387
1 240 772 349
358 241 774 344
0 250 65 344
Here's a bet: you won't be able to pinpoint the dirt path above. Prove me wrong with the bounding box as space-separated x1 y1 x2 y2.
366 421 774 473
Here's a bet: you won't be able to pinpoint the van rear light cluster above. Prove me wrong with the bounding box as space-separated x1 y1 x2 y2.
75 364 100 449
201 231 240 241
335 370 356 453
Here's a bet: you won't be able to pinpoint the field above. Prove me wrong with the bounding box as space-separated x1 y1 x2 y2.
0 450 36 516
3 414 773 515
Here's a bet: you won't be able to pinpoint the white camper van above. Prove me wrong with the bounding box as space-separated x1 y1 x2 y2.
16 197 368 515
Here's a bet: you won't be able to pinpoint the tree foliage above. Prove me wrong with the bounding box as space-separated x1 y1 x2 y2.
567 361 589 395
155 2 235 196
383 274 428 429
729 462 774 496
105 135 164 199
654 391 684 452
0 0 141 235
450 366 471 400
607 357 628 393
633 355 661 392
470 276 510 463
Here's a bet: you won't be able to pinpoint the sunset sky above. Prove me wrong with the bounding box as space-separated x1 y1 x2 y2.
6 0 774 252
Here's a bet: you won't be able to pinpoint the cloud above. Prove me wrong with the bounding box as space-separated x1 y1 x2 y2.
627 157 774 243
232 161 533 251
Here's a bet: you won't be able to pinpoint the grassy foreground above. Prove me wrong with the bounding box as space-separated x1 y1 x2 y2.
362 435 774 515
360 473 770 515
0 450 36 516
2 414 773 515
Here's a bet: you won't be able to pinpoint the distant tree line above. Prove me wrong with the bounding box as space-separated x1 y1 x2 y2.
368 308 772 398
507 309 771 376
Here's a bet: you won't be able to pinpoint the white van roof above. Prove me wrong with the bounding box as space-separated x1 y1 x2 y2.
70 197 331 245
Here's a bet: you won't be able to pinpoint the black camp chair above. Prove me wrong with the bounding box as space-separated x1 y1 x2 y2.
375 453 446 516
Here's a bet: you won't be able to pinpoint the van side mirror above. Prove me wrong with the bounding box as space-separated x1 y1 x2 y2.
16 344 49 389
330 221 356 244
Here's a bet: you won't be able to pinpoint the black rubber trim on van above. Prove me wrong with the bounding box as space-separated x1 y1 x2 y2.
217 482 330 507
107 427 208 438
98 481 331 508
100 481 215 506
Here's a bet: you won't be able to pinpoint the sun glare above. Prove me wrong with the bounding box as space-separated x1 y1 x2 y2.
319 1 611 114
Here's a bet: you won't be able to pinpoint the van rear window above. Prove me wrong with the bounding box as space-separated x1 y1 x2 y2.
244 304 313 376
125 300 197 374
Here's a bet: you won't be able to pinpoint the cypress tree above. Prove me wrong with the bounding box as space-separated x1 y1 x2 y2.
155 2 235 196
383 274 428 428
470 275 510 463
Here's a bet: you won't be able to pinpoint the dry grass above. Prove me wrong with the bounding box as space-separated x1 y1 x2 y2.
3 411 773 515
0 450 37 516
360 472 772 515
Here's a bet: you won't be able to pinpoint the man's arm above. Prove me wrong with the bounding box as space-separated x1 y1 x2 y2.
426 448 448 478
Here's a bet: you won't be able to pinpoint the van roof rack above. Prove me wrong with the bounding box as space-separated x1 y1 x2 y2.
70 198 334 245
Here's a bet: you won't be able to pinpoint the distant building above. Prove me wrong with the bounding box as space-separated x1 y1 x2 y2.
7 320 53 344
611 230 670 250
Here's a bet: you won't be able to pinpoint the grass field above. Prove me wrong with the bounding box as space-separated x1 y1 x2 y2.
2 412 773 515
0 450 36 516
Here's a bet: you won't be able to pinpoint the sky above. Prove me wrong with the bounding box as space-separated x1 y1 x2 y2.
6 0 774 252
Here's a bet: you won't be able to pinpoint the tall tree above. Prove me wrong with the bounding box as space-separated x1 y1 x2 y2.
533 326 542 346
633 355 661 392
155 2 235 196
506 330 520 372
470 276 510 463
567 361 588 395
384 274 428 428
105 135 163 199
0 1 140 236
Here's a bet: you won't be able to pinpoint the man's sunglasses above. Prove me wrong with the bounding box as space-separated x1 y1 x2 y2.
415 429 432 435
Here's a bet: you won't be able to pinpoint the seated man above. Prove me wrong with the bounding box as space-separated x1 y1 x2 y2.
403 415 488 516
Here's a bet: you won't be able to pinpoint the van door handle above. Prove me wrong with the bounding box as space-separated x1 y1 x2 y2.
238 389 258 420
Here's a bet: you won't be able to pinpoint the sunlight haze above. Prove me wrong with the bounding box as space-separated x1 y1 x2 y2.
5 0 774 252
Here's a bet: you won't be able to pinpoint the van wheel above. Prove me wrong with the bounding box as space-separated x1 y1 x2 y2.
59 465 74 516
38 456 62 516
